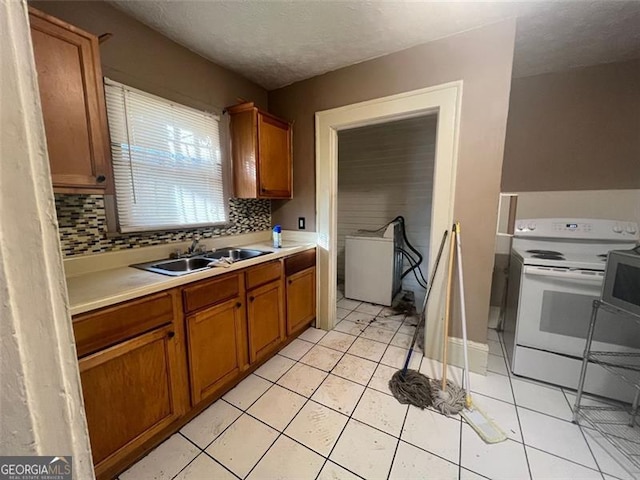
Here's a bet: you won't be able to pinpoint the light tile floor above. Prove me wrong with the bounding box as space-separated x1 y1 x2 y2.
121 297 640 480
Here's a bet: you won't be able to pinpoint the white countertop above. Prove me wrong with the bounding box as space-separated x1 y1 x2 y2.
65 236 316 316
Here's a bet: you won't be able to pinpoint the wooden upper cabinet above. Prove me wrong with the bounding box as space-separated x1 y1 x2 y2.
227 102 292 199
29 8 111 192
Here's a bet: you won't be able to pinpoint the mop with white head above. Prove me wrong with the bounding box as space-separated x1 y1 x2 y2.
388 231 449 410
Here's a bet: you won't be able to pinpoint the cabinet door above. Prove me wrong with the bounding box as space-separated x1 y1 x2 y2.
247 280 285 363
186 297 247 405
29 9 110 191
286 267 316 336
257 112 292 199
79 325 184 475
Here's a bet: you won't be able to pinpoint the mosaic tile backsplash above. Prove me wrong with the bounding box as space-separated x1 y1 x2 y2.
55 194 271 257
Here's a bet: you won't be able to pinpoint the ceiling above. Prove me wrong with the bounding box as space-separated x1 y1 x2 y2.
109 1 640 90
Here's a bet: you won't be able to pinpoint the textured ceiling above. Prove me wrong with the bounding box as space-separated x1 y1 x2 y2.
109 1 640 90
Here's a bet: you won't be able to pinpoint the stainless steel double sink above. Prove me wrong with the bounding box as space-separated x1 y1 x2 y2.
131 247 270 277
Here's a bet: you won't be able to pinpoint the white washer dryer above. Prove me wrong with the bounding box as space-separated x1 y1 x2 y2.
345 222 402 306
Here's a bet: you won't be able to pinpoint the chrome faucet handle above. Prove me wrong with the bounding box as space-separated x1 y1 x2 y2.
188 235 201 254
169 249 184 259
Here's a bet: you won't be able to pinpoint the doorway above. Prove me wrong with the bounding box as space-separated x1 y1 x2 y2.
315 81 462 360
336 115 437 315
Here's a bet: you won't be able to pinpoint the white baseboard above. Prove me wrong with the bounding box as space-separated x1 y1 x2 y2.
424 336 489 375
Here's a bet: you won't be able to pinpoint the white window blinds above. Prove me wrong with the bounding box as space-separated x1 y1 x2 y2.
104 79 227 233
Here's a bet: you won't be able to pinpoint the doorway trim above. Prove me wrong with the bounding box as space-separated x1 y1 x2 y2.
315 81 463 360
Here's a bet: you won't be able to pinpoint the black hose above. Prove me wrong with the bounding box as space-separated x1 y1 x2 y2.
401 248 429 288
398 248 427 289
398 246 420 277
358 215 429 289
396 217 429 287
398 248 421 278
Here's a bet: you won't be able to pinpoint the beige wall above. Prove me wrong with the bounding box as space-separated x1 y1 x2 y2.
502 59 640 192
269 21 517 342
29 1 267 113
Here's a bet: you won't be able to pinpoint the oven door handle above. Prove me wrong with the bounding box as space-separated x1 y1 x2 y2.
523 266 604 282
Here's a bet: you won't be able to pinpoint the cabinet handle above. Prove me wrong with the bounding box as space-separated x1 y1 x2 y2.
288 279 292 285
96 174 106 183
249 296 255 302
236 302 242 308
167 331 175 339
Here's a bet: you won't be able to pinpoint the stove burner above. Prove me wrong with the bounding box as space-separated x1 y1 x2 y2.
527 249 564 256
532 254 565 260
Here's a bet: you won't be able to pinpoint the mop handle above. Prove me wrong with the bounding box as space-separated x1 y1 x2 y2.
402 230 448 375
455 222 472 406
442 224 457 391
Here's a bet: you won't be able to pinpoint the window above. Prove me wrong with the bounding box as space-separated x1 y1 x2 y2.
104 79 227 233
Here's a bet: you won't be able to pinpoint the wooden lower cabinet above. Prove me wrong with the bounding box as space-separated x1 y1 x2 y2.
75 250 315 478
247 279 285 363
186 297 248 405
286 266 316 335
79 324 186 478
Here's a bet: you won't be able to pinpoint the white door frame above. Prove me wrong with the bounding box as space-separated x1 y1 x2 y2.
315 81 463 360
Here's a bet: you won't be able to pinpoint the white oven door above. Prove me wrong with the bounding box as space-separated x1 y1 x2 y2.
517 266 640 356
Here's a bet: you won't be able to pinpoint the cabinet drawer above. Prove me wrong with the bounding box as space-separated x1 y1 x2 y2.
284 249 316 276
73 292 175 358
246 260 282 290
183 273 241 314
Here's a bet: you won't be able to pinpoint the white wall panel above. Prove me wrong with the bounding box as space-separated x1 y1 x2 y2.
337 115 437 306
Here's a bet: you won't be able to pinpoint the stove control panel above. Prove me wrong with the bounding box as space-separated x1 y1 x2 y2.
515 219 640 241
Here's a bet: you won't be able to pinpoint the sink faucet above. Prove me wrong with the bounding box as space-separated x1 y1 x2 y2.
187 235 201 255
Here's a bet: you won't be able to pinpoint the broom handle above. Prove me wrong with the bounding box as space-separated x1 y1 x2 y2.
456 222 472 407
442 223 457 391
401 230 448 375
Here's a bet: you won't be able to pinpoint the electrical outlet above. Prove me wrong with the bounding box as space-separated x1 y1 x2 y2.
298 217 306 230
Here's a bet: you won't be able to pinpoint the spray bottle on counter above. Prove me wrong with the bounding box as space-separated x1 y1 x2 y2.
272 224 282 248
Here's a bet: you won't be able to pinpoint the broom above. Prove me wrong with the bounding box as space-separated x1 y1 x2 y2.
430 223 466 416
388 230 448 409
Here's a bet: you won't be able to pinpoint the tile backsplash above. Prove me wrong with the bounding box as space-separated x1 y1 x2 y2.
55 194 271 257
